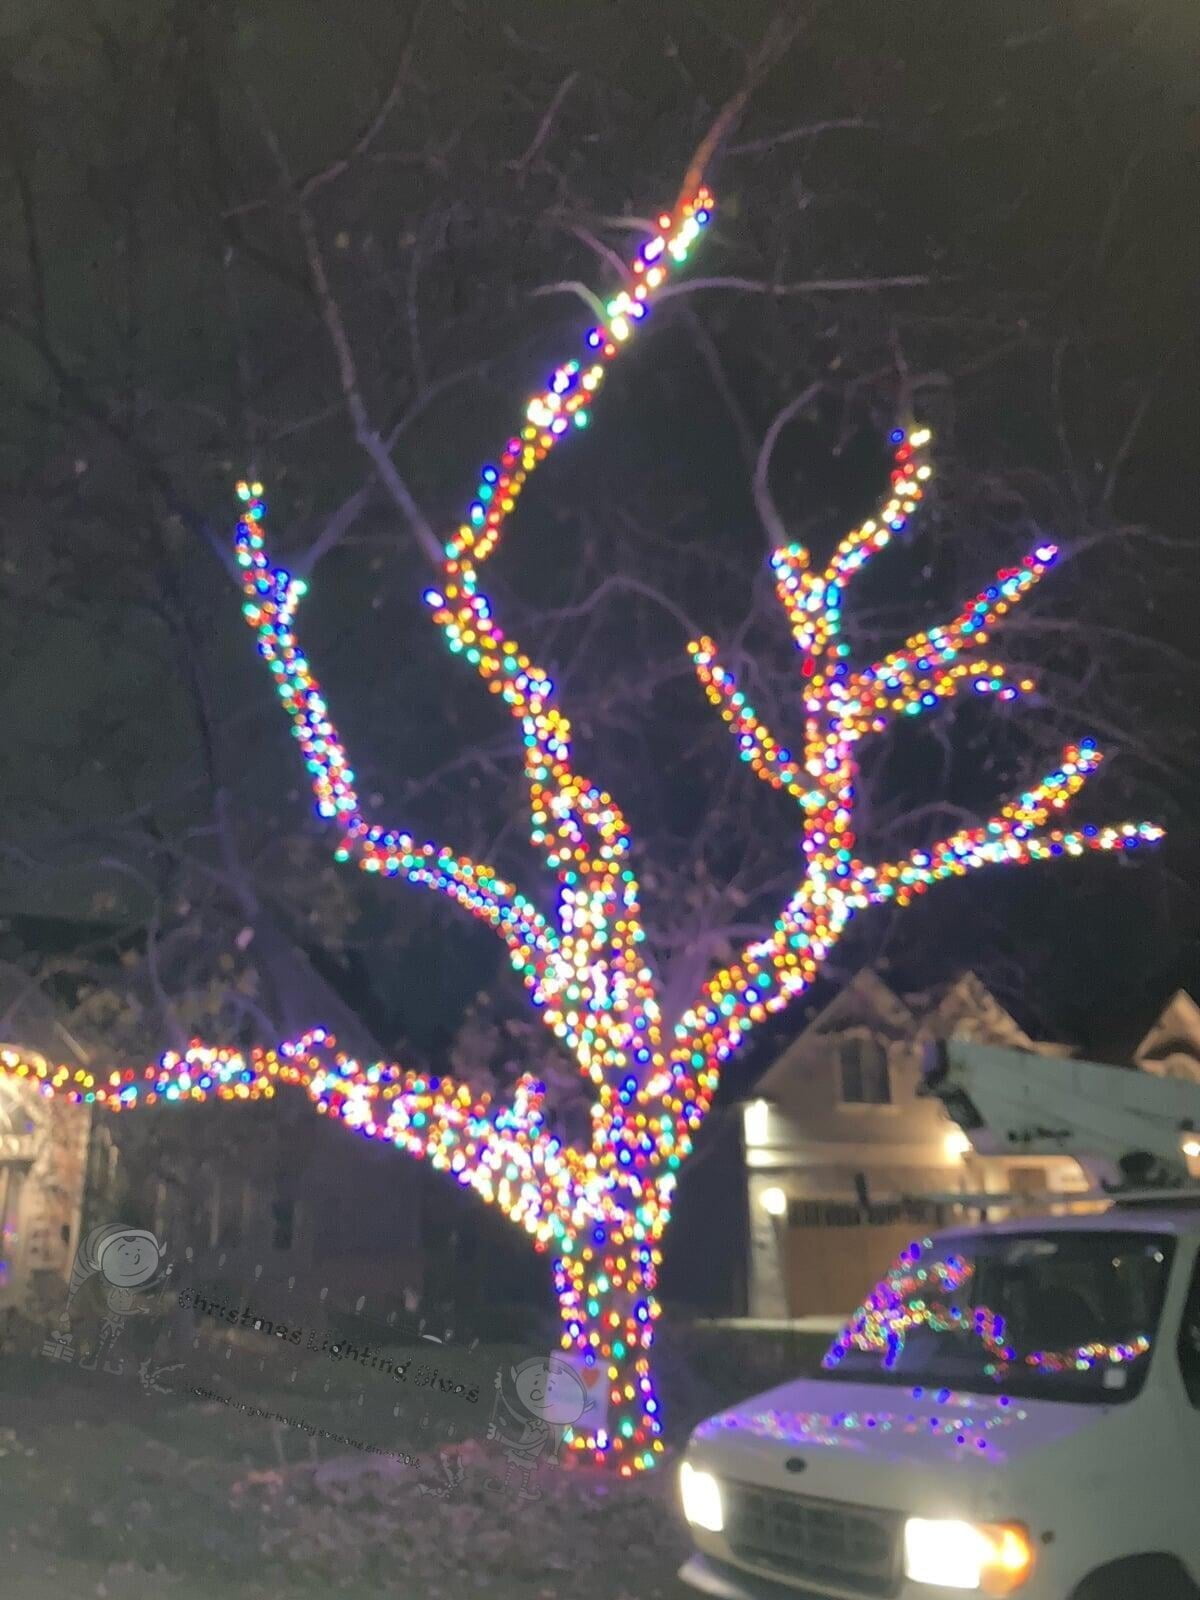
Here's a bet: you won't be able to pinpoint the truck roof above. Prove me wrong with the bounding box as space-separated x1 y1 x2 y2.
934 1203 1200 1239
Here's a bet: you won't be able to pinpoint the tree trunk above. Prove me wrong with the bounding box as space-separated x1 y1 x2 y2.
553 1217 666 1474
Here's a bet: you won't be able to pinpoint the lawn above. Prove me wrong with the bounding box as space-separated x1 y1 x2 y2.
0 1324 830 1599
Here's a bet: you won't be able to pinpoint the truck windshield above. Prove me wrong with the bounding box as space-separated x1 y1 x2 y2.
819 1230 1175 1404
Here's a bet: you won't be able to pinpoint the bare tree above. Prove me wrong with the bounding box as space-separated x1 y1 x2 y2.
0 0 1193 1468
3 174 1164 1470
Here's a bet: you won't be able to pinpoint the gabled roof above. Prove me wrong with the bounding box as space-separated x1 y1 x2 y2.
750 966 1063 1101
803 967 916 1037
752 969 916 1099
913 972 1060 1054
0 960 93 1068
1134 990 1200 1082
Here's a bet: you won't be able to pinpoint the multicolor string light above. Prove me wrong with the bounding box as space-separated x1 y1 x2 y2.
0 1037 584 1243
823 1237 1153 1381
694 1390 1032 1461
4 176 1163 1473
228 192 717 1469
678 422 1162 1100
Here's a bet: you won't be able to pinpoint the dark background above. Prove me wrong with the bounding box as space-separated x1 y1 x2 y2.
1 0 1197 1099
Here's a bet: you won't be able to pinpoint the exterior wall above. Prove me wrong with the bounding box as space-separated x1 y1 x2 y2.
0 1079 91 1317
760 1036 954 1165
744 1037 980 1204
147 1108 425 1320
744 1083 1086 1317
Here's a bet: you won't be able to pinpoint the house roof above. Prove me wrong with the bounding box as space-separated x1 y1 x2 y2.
912 972 1062 1055
0 960 93 1068
800 967 917 1037
752 969 915 1099
750 967 1059 1101
1134 990 1200 1082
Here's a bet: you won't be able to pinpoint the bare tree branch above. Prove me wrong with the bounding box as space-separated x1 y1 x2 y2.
1101 357 1175 511
507 71 581 174
675 5 808 205
754 382 823 547
728 117 877 155
528 280 608 318
251 104 443 567
656 273 931 302
224 2 429 218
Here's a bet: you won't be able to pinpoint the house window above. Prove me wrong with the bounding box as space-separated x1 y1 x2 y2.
218 1180 245 1249
838 1037 891 1105
271 1197 295 1253
1178 1246 1200 1409
1009 1165 1049 1196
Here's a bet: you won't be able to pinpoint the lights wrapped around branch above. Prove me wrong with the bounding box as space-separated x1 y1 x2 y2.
234 486 558 974
2 178 1163 1479
0 1036 583 1245
0 1032 668 1472
420 192 714 1128
234 190 715 1113
678 422 1162 1110
225 189 724 1473
688 638 825 809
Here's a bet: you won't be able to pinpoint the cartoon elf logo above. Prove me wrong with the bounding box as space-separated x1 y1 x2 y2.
43 1223 171 1365
485 1354 595 1500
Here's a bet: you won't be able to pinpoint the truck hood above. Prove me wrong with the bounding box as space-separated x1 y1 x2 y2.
689 1374 1114 1514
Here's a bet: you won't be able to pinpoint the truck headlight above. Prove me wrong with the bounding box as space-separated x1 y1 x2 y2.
903 1518 1035 1594
679 1461 724 1533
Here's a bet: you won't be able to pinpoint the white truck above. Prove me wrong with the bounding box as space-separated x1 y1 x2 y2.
678 1039 1200 1600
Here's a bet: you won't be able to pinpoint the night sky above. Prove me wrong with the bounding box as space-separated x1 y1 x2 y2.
0 0 1197 1082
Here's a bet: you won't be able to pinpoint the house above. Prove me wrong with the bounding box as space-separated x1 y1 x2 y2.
0 966 93 1321
736 969 1095 1319
0 1048 427 1330
724 973 1200 1321
0 913 426 1330
138 1093 426 1326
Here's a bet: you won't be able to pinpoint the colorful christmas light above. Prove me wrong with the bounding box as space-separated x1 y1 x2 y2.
228 192 719 1471
824 1238 1153 1381
678 418 1161 1105
695 1391 1032 1461
3 177 1163 1473
0 1037 588 1245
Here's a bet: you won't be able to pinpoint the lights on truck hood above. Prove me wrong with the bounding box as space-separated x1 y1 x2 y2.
692 1387 1030 1460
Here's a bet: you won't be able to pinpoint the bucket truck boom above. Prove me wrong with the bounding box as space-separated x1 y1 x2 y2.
920 1037 1200 1192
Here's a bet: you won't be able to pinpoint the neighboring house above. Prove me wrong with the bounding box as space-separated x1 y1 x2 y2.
0 913 426 1327
731 973 1200 1320
1133 990 1200 1084
728 969 1092 1321
148 1097 425 1321
0 1051 426 1328
0 967 93 1321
